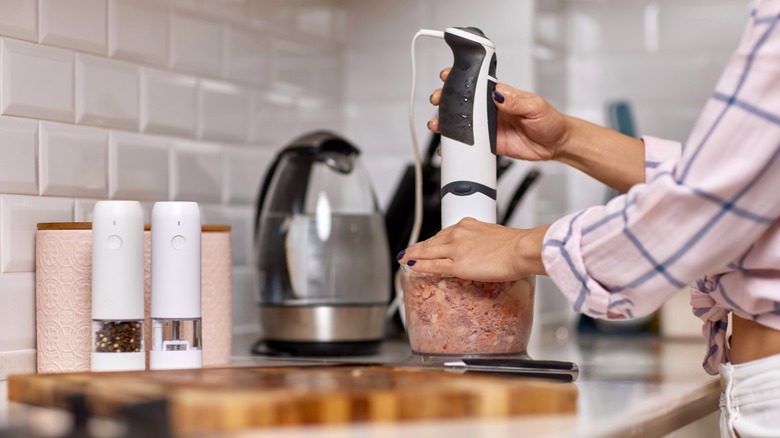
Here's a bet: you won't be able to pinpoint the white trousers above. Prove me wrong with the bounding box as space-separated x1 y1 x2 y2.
719 353 780 437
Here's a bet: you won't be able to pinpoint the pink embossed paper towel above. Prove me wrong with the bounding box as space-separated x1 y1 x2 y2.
35 223 93 373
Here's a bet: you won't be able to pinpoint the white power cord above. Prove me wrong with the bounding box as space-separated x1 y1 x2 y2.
386 29 445 326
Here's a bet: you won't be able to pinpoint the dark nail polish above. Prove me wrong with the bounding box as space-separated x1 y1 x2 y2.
429 93 434 104
493 90 504 104
396 250 405 260
426 120 432 130
407 260 417 267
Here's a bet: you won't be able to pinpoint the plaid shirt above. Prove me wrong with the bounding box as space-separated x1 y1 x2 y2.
542 0 780 375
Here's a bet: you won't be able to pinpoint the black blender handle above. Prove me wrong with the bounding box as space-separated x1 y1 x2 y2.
440 27 497 154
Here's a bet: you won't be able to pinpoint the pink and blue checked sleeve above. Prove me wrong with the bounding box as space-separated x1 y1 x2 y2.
541 0 780 374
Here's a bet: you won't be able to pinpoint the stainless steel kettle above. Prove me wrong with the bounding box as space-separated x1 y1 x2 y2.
254 132 390 356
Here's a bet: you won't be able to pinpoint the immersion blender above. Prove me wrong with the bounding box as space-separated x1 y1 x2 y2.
390 27 498 321
438 27 498 228
408 26 498 233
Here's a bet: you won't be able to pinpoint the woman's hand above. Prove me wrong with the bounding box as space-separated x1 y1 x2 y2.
429 68 646 192
397 218 549 282
429 68 570 162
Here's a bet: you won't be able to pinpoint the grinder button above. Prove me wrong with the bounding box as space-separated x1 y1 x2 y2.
171 235 186 250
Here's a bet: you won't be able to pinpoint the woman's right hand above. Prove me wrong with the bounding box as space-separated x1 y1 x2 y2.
429 68 570 162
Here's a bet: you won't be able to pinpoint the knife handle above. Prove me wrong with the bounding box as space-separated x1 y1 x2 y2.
461 358 578 371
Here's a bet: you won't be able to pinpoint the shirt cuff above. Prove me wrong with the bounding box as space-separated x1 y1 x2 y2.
642 135 682 182
541 210 611 318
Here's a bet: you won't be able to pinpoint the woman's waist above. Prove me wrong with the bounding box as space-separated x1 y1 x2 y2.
730 314 780 364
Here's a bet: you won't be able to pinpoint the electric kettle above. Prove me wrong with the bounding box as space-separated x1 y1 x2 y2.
254 131 390 356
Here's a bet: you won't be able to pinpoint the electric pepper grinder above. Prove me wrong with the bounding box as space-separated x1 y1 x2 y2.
91 201 146 372
150 202 203 370
438 27 498 228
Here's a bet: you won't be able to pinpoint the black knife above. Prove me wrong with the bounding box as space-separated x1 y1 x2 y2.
443 358 579 382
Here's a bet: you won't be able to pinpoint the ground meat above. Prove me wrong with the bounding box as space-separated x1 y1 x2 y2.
403 272 534 355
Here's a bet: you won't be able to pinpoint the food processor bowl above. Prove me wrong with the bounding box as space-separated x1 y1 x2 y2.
401 266 535 357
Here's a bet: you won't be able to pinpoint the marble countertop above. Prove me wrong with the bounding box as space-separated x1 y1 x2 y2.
0 330 720 438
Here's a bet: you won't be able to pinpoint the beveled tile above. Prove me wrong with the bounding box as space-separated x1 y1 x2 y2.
0 195 74 273
41 0 107 55
76 54 139 130
0 117 38 196
171 140 223 203
198 80 248 143
140 68 197 137
40 122 108 198
109 131 169 201
109 0 168 66
1 39 74 123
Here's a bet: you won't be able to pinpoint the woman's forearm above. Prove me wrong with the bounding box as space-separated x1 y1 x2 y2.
555 116 646 193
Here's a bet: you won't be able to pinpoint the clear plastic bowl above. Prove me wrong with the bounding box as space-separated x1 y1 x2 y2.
401 266 535 356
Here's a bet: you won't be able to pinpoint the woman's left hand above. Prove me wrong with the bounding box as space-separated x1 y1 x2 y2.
397 218 550 282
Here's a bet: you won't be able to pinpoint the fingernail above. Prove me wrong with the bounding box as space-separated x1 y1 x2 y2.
396 250 405 260
429 93 434 104
493 90 504 104
407 260 417 267
426 120 432 130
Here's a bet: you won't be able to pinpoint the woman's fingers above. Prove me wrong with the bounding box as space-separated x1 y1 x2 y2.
494 83 547 118
401 232 452 262
430 88 441 105
440 68 450 82
427 118 440 133
404 258 455 277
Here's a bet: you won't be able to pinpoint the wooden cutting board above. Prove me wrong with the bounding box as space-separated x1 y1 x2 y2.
9 365 577 436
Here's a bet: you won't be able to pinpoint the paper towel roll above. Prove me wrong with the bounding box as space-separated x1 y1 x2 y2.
36 223 233 373
35 223 93 373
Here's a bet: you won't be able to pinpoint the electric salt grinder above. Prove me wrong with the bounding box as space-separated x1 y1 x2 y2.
439 27 498 227
91 201 145 372
150 202 203 370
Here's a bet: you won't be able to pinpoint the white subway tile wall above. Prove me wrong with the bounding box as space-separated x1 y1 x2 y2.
170 11 223 77
140 68 199 136
0 274 35 351
0 0 37 43
2 39 75 123
108 0 169 66
0 0 347 375
171 140 224 202
198 80 249 142
0 117 38 196
40 0 108 55
39 122 108 198
109 131 170 201
76 54 140 129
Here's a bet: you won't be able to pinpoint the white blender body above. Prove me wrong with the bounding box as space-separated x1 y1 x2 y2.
91 200 146 372
438 27 498 228
150 201 203 370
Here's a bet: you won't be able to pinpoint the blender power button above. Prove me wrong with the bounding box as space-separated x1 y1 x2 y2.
171 235 186 250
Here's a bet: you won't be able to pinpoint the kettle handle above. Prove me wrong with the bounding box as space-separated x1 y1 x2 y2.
253 152 286 237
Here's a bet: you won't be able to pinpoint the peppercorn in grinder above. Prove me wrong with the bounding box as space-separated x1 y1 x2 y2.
438 27 498 228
